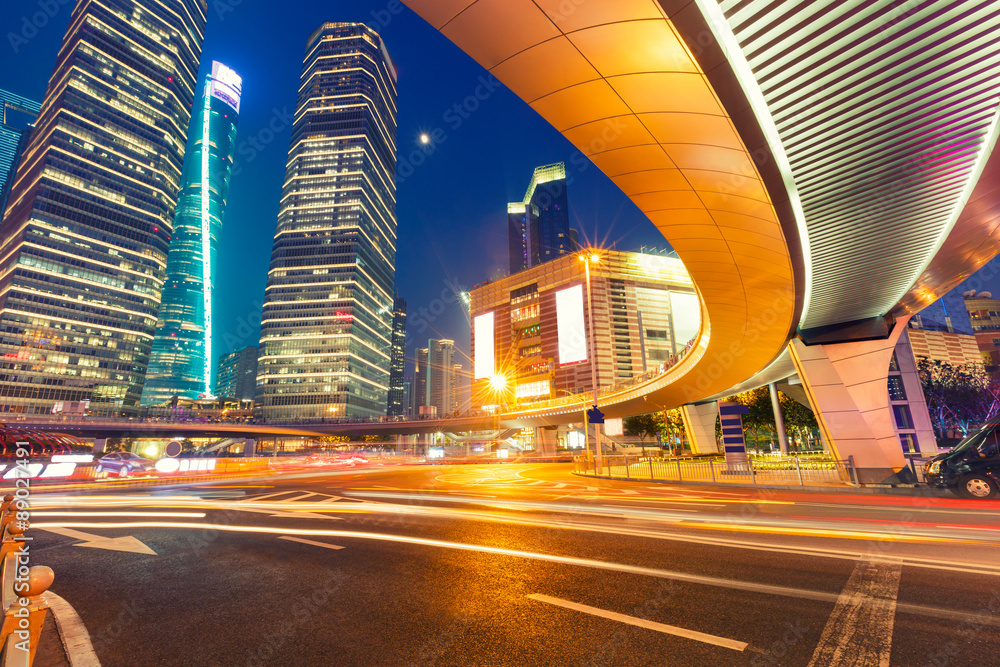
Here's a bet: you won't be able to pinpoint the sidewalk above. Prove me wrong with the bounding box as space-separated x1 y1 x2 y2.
37 610 71 667
572 471 951 497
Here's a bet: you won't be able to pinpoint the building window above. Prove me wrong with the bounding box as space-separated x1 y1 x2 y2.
899 433 919 454
888 352 899 372
887 376 907 401
892 404 913 430
646 329 668 340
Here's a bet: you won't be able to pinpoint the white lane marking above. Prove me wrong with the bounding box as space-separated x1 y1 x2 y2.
279 536 345 550
807 558 902 667
528 594 747 651
39 527 156 554
551 483 568 489
281 493 320 502
319 495 345 503
245 490 301 501
47 591 102 667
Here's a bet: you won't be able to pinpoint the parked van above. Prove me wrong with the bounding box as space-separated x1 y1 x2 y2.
924 416 1000 499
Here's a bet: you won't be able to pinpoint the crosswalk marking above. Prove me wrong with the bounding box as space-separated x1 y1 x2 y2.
807 558 902 667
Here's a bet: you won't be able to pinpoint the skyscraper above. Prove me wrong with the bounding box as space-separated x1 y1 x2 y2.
426 338 454 416
256 23 397 420
0 91 41 221
508 163 574 274
414 347 428 414
387 296 407 415
141 63 242 405
215 345 259 402
0 0 206 415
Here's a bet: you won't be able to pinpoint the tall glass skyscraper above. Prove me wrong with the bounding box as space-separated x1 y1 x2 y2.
508 163 574 274
0 0 206 415
387 296 406 416
256 23 397 420
0 91 41 221
141 63 241 405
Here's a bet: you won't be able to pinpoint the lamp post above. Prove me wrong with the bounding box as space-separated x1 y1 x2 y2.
579 251 601 469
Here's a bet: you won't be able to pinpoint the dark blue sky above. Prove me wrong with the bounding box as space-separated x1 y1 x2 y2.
1 0 666 377
4 0 999 379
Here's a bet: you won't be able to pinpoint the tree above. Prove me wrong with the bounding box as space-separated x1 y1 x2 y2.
623 413 660 454
660 408 686 454
730 388 775 451
918 358 1000 439
779 394 818 450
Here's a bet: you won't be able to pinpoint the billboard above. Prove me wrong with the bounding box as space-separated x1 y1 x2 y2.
556 284 587 365
473 312 495 379
669 291 701 352
209 61 242 113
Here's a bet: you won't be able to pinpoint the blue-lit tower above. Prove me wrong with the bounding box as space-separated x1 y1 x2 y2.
141 63 241 404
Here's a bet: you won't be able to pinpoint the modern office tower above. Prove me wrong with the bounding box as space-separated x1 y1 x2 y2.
215 345 259 401
257 23 396 418
0 0 206 415
403 378 413 416
141 63 242 405
507 163 574 274
0 91 41 220
414 347 428 414
450 362 464 414
470 250 700 408
426 338 454 416
256 23 398 420
387 296 407 415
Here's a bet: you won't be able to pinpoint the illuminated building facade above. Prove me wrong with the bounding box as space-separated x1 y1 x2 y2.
141 63 241 405
0 0 206 415
215 345 258 402
0 91 41 221
256 23 397 420
470 251 699 408
387 296 406 415
507 162 576 274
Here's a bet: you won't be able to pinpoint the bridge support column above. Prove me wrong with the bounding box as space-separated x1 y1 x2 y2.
243 439 256 457
93 438 107 455
680 402 719 454
535 427 557 456
787 317 911 484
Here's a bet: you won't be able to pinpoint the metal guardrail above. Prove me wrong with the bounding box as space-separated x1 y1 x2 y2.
574 454 857 486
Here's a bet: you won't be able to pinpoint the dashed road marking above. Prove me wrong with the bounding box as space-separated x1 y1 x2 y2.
807 558 902 667
528 594 747 651
279 536 345 550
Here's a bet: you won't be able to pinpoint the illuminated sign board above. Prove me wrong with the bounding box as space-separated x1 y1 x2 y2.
669 291 701 352
209 61 242 113
556 284 587 365
473 312 495 379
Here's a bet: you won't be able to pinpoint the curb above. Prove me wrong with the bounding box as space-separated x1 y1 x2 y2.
48 591 101 667
571 472 952 497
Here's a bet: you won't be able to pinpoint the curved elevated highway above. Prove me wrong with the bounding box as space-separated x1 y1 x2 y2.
400 0 1000 480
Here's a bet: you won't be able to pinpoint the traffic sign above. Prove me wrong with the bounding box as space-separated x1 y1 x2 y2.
586 407 605 424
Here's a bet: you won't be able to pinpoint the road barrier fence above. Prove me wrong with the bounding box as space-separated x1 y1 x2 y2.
574 454 858 486
0 493 53 665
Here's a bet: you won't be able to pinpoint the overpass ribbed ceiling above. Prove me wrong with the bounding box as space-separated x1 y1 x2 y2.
717 0 1000 330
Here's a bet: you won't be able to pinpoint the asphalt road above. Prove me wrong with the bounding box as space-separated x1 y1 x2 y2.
24 463 1000 666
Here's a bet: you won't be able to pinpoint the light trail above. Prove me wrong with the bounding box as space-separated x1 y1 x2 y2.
30 511 207 518
29 520 1000 627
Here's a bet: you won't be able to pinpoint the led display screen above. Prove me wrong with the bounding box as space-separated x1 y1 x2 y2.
669 291 701 352
556 284 587 365
474 312 495 379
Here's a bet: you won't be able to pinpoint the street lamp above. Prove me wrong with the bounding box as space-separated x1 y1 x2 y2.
579 251 601 469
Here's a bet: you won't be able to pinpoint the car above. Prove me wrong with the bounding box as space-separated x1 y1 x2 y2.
924 416 1000 499
96 452 155 478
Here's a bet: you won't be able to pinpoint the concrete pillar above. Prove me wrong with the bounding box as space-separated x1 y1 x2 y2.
768 383 789 455
243 439 256 458
787 316 911 484
535 427 558 456
680 401 719 454
93 438 107 455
